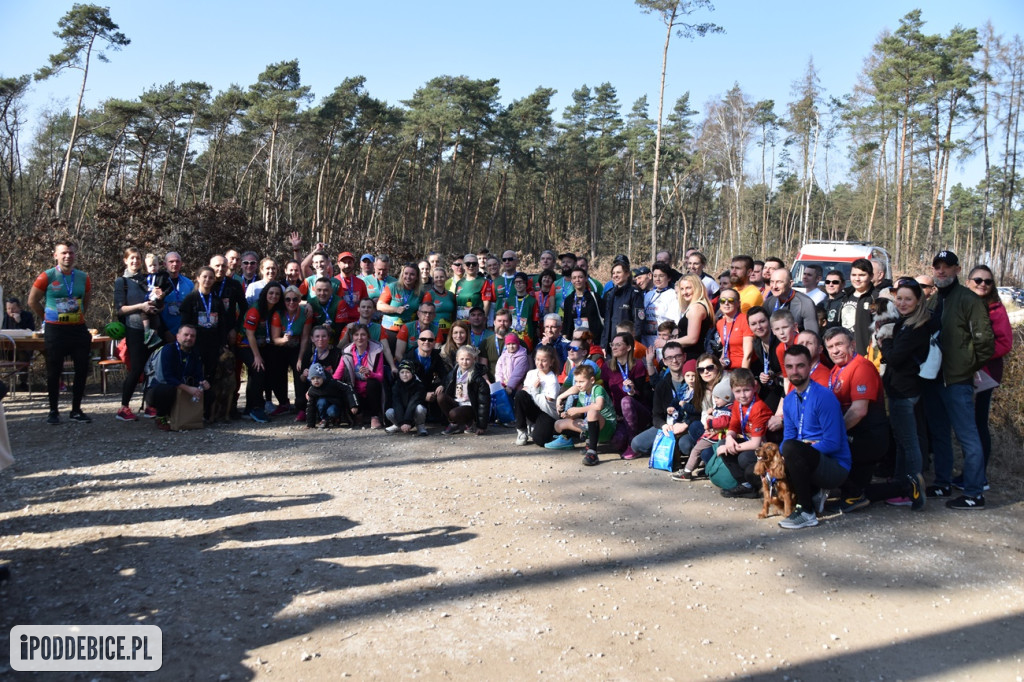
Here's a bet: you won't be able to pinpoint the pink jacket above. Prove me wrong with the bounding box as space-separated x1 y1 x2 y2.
985 300 1013 382
337 341 385 394
495 345 529 391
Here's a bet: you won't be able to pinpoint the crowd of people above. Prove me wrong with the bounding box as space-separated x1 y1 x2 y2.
23 237 1014 527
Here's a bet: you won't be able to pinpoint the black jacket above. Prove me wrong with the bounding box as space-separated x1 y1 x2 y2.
403 347 448 391
391 376 427 426
443 364 491 429
878 316 930 400
562 289 603 343
601 283 645 350
306 377 358 426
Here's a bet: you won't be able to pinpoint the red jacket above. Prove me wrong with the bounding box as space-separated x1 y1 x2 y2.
985 300 1013 382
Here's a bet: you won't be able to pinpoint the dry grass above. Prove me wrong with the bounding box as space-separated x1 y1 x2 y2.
988 325 1024 495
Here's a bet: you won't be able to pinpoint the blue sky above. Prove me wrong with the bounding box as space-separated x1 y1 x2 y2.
3 1 1022 184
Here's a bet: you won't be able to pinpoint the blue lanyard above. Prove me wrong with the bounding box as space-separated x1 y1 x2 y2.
62 270 75 298
200 292 212 319
471 330 484 346
739 397 757 436
795 392 806 440
514 296 526 325
721 316 736 354
618 361 629 382
343 277 356 306
773 290 794 311
828 355 856 392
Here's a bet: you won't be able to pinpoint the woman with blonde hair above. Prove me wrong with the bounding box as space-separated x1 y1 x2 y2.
676 273 713 362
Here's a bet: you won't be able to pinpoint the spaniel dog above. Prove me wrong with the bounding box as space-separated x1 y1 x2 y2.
754 443 794 519
870 296 899 344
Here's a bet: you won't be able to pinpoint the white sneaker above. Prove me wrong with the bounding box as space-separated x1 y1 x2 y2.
385 424 400 434
779 507 819 530
514 430 529 446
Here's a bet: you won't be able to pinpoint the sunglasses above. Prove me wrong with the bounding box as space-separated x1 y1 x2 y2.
419 337 435 342
241 260 257 266
284 297 300 302
895 278 923 290
453 262 464 267
464 262 478 266
697 365 717 372
825 279 842 285
568 345 582 352
502 257 516 262
971 277 994 286
720 298 738 304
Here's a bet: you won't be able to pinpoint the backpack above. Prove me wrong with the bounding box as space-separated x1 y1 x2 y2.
143 346 164 386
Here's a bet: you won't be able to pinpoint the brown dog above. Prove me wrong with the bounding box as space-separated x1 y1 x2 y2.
754 443 794 519
207 348 236 423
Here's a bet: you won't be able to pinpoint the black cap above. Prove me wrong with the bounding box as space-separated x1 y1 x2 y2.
632 266 651 276
558 252 577 261
932 250 959 267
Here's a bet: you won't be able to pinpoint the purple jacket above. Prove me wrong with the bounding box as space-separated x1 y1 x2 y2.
495 345 529 391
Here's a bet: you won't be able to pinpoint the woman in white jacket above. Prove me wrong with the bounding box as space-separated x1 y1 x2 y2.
512 344 560 447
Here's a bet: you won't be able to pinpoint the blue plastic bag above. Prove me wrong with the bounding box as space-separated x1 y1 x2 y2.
490 384 515 423
648 429 674 471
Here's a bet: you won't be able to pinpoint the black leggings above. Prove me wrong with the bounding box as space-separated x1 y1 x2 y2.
121 326 151 408
44 324 90 413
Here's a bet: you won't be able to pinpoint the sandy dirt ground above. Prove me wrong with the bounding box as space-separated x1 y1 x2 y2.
1 393 1022 681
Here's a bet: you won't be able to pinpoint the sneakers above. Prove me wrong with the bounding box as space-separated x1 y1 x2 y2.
385 424 401 434
264 400 275 415
811 488 829 515
116 406 138 422
295 410 305 422
68 410 92 424
47 411 60 425
926 484 952 498
416 426 428 437
144 329 161 348
443 423 464 436
370 416 383 430
721 484 759 499
671 469 693 481
885 496 913 507
582 449 600 466
908 473 926 511
514 430 529 446
248 409 270 423
155 416 171 431
838 495 870 514
544 434 575 450
142 406 158 419
779 506 818 529
316 420 328 429
271 403 291 417
946 495 985 510
620 447 637 460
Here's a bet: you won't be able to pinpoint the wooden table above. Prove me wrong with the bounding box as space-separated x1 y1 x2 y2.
5 334 112 355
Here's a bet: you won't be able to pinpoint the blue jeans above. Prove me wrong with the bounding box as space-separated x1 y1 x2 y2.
316 398 340 421
924 381 985 497
888 395 922 479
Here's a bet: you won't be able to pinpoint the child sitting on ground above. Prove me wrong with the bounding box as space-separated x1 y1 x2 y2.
305 363 358 429
386 360 428 436
675 378 733 480
545 364 618 467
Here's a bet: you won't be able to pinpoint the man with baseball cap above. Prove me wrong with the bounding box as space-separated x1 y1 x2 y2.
923 249 994 510
334 251 368 327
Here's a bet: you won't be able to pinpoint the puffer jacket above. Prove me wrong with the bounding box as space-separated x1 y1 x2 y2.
443 363 491 429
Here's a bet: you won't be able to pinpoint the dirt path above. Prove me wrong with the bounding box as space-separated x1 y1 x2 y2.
1 394 1022 680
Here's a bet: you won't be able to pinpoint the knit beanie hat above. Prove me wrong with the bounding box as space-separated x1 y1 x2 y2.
308 363 326 381
712 380 733 402
682 359 697 375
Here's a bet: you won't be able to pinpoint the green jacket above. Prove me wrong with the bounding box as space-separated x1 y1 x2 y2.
929 279 994 385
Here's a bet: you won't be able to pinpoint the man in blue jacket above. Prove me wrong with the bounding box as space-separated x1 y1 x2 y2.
145 324 208 431
778 345 851 529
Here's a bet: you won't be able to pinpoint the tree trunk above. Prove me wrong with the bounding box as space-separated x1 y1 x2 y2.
55 37 95 216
